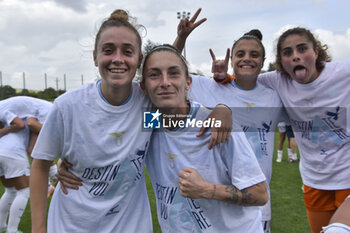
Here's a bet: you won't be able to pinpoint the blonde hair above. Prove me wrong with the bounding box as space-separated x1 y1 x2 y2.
94 9 144 54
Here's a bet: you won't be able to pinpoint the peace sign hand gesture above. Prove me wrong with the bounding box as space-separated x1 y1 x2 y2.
210 48 230 80
173 8 207 52
177 8 207 39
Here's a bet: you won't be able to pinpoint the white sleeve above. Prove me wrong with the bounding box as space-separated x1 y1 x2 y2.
189 75 228 107
31 102 64 161
224 132 266 190
258 71 279 89
0 111 17 126
322 223 350 233
189 75 214 98
37 104 52 124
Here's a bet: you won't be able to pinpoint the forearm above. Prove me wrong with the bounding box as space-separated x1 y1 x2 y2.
205 181 268 206
0 126 20 137
30 158 52 233
27 132 38 156
173 36 186 53
27 117 42 134
0 117 25 137
179 167 267 206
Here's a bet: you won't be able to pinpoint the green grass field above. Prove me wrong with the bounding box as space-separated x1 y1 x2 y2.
0 133 311 232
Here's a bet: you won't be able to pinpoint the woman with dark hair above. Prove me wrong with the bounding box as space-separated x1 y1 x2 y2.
175 25 286 233
258 27 350 233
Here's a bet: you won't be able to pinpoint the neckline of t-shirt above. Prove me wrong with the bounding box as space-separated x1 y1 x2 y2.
97 79 133 105
291 64 328 89
94 80 135 112
229 80 259 94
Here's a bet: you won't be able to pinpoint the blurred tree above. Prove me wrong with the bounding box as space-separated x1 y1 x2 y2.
134 39 160 82
0 85 16 100
57 89 66 96
268 62 276 71
143 39 159 55
37 87 58 101
20 89 30 96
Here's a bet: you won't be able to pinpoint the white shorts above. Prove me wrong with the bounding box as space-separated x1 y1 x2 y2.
322 223 350 233
277 122 286 133
0 156 30 178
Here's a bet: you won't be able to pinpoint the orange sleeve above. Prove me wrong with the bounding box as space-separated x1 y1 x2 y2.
213 74 235 84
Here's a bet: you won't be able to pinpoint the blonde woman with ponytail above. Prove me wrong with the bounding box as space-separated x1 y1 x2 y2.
30 9 153 233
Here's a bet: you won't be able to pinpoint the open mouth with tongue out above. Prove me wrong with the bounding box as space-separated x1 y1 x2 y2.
293 65 307 80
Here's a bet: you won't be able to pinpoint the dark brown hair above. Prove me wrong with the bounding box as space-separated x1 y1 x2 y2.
231 29 265 59
275 27 331 76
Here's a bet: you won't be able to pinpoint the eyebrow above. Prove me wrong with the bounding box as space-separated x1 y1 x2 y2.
147 67 160 72
296 43 308 48
234 49 261 54
281 47 292 51
146 66 181 72
282 43 308 50
168 66 181 70
101 42 135 48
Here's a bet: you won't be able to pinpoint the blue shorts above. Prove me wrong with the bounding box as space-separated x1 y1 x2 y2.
286 125 294 138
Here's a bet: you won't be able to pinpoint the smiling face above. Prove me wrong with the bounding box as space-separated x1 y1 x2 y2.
231 39 264 81
280 34 319 84
93 26 142 89
143 50 191 111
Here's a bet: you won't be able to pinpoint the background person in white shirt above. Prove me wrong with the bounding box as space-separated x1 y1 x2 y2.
276 121 298 163
0 97 39 233
0 113 26 233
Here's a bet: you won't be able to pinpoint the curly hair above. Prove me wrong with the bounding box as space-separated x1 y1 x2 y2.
275 27 331 76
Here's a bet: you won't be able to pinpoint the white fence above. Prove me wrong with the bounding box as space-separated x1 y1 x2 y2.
0 71 97 91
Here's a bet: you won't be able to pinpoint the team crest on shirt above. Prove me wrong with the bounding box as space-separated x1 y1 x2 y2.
165 152 178 168
109 131 127 146
243 102 256 107
243 102 256 113
303 97 315 106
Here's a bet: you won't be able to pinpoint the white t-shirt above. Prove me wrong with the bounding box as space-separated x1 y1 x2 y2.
0 96 52 161
189 75 285 221
259 60 350 190
0 96 52 124
146 101 266 233
0 115 29 161
0 111 17 125
31 81 153 233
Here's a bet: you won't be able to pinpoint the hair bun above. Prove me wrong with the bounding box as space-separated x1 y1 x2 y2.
244 29 263 41
109 9 129 21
